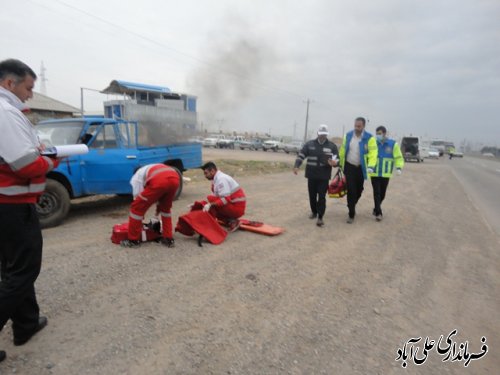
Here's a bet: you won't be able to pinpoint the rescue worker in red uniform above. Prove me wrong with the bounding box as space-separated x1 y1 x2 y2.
198 161 246 232
0 59 60 361
121 164 180 248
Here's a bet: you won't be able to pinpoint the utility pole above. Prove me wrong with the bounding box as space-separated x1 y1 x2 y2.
293 121 297 139
40 61 47 96
303 98 312 143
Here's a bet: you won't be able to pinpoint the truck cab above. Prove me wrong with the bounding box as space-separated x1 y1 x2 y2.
36 117 202 228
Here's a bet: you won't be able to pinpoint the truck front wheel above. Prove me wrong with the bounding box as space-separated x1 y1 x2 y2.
37 179 71 228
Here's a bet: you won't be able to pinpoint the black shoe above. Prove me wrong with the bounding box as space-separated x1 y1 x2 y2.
309 213 317 219
14 316 48 346
316 218 324 227
346 217 354 224
161 238 175 248
0 350 5 362
120 239 141 248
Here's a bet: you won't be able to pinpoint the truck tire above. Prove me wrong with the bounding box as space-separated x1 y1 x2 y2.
263 148 268 152
37 179 71 229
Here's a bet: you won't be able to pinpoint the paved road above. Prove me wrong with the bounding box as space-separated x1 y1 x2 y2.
446 156 500 236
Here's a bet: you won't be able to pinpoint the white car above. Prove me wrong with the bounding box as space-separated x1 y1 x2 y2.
283 141 303 154
262 140 283 152
427 148 440 159
203 134 226 148
202 137 218 148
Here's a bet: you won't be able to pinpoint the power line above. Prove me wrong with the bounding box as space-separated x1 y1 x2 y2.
27 0 308 101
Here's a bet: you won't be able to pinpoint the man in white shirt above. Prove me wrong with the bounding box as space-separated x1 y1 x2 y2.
121 163 180 247
197 161 246 232
339 117 378 223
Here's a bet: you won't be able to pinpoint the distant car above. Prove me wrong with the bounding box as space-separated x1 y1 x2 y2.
217 135 245 149
427 148 440 159
239 138 263 150
262 140 284 152
482 152 495 158
283 141 303 154
187 136 204 144
451 151 464 158
203 134 226 148
202 137 218 148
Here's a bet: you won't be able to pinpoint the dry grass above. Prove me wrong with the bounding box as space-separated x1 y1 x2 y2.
184 159 293 182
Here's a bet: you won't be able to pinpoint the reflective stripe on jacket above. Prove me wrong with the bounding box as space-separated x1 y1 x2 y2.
369 139 404 178
0 87 57 204
294 138 339 180
207 170 246 208
339 130 377 180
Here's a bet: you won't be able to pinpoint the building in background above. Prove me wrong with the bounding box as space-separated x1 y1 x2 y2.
26 92 80 124
101 80 197 145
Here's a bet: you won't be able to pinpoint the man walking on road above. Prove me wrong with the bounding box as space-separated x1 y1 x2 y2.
121 163 180 248
293 124 339 227
0 59 60 360
369 126 404 221
339 117 377 223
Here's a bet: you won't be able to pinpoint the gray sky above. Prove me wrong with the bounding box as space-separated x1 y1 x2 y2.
2 0 499 147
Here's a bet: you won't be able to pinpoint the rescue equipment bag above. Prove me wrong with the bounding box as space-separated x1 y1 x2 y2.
111 218 162 244
328 169 347 198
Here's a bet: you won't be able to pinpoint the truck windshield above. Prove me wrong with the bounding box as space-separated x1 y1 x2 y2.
37 121 84 146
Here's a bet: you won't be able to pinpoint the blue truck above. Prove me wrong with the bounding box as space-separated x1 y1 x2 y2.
36 117 202 228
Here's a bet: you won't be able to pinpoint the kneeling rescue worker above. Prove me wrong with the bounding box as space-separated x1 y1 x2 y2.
199 161 246 232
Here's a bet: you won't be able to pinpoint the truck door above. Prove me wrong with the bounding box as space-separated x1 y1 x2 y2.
81 122 139 194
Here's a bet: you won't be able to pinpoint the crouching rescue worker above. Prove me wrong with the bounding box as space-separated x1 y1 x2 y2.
121 163 180 248
197 161 246 232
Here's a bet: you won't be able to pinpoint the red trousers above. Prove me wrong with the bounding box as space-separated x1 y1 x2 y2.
205 195 245 223
128 169 179 240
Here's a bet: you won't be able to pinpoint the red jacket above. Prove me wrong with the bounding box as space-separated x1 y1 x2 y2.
0 87 58 204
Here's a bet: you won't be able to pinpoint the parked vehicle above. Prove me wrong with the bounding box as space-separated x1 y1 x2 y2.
262 139 284 152
36 117 202 228
217 135 246 149
430 140 446 156
400 136 422 162
187 136 204 144
283 141 303 154
239 138 263 150
203 134 226 148
427 148 440 159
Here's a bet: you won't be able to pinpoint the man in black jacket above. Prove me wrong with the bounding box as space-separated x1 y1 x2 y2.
293 124 339 227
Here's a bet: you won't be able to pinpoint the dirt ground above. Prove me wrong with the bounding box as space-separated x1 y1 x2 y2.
0 149 499 375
